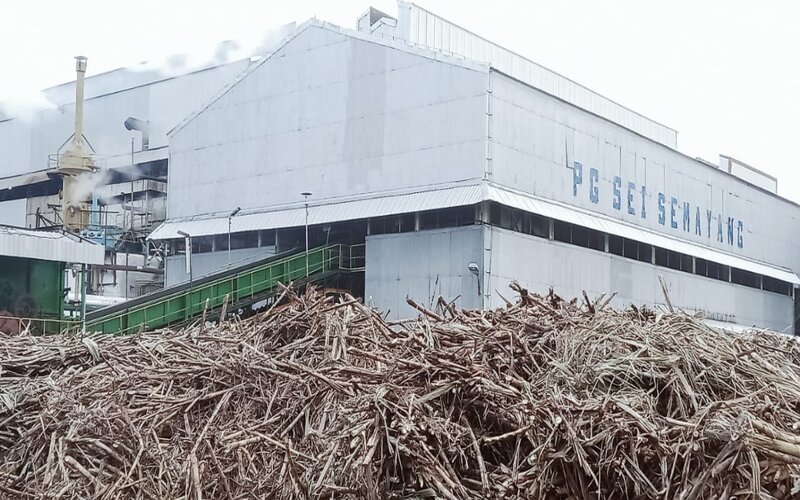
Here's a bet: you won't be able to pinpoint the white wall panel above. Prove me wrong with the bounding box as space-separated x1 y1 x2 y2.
490 72 800 271
365 226 484 319
486 227 793 332
168 25 488 219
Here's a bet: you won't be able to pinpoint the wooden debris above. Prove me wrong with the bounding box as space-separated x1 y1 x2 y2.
2 284 800 499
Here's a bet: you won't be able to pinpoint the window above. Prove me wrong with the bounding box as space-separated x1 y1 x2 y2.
731 268 760 289
260 230 275 248
192 236 213 254
695 258 707 276
609 235 624 256
532 214 549 238
655 247 668 267
242 231 259 249
553 220 571 243
214 234 228 251
588 230 605 251
656 248 691 272
763 276 793 296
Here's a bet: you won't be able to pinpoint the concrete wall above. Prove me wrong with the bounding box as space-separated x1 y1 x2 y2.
168 24 488 218
490 70 800 272
164 246 276 287
485 226 793 332
365 226 483 319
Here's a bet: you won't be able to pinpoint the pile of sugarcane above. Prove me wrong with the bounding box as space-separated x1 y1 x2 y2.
2 284 800 499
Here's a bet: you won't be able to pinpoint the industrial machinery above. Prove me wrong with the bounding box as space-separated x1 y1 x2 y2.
0 256 66 334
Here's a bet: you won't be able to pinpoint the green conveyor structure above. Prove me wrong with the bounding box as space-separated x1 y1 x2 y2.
84 244 363 335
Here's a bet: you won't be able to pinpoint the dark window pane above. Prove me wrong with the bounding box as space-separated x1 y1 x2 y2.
588 229 605 251
680 254 693 272
229 233 246 250
457 206 474 226
370 217 385 235
400 214 415 232
553 220 571 243
695 258 707 276
420 211 438 229
572 226 589 247
439 208 459 228
732 268 760 289
623 238 638 259
192 236 213 254
500 207 512 230
260 230 275 247
532 215 549 238
490 203 501 226
637 243 652 264
214 234 228 251
655 247 668 267
609 235 623 256
666 250 682 271
763 276 793 296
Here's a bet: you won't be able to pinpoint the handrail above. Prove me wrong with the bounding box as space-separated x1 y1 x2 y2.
0 315 79 335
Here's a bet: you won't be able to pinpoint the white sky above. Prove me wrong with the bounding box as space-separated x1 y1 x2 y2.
2 0 799 201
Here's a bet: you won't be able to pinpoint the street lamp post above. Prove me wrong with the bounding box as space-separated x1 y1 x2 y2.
301 192 312 277
177 230 192 285
228 207 241 268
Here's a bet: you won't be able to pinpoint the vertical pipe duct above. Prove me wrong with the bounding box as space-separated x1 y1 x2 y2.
59 56 96 232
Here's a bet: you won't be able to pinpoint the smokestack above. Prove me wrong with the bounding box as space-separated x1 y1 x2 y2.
59 56 96 232
74 56 87 146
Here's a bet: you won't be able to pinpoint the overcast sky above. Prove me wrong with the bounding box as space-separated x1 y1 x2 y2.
2 0 798 201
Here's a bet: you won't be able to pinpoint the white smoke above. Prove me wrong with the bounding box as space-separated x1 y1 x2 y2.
0 89 57 123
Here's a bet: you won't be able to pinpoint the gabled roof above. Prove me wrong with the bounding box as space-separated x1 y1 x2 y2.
168 18 489 137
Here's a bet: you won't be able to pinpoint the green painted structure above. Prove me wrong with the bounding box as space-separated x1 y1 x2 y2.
84 244 363 335
0 256 66 322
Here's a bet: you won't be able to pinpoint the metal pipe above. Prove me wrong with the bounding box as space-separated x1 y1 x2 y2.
301 192 312 276
74 57 87 144
228 207 241 268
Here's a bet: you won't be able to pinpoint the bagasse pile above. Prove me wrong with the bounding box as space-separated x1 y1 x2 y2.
2 285 800 499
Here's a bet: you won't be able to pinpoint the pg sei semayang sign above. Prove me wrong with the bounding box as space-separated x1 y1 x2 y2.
571 161 745 249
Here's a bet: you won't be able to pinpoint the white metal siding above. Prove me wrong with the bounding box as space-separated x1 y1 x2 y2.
167 24 488 219
486 227 794 333
396 2 677 148
490 72 800 272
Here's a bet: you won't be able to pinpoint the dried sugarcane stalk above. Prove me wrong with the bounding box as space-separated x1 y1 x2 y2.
1 285 800 499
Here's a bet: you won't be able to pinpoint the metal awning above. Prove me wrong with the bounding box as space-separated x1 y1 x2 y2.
147 184 484 240
149 182 800 285
0 225 105 265
486 185 800 285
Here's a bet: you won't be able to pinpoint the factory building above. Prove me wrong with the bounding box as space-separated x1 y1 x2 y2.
148 2 800 332
0 27 294 302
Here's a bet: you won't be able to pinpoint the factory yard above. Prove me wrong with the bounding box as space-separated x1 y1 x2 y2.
2 285 800 499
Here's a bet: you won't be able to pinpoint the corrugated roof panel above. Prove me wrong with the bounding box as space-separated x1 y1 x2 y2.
0 226 105 265
148 184 483 240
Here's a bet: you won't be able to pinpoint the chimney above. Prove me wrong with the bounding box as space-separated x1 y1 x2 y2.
59 56 96 232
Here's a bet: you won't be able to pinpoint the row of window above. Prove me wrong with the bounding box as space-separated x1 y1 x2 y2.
168 230 276 256
489 202 794 297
